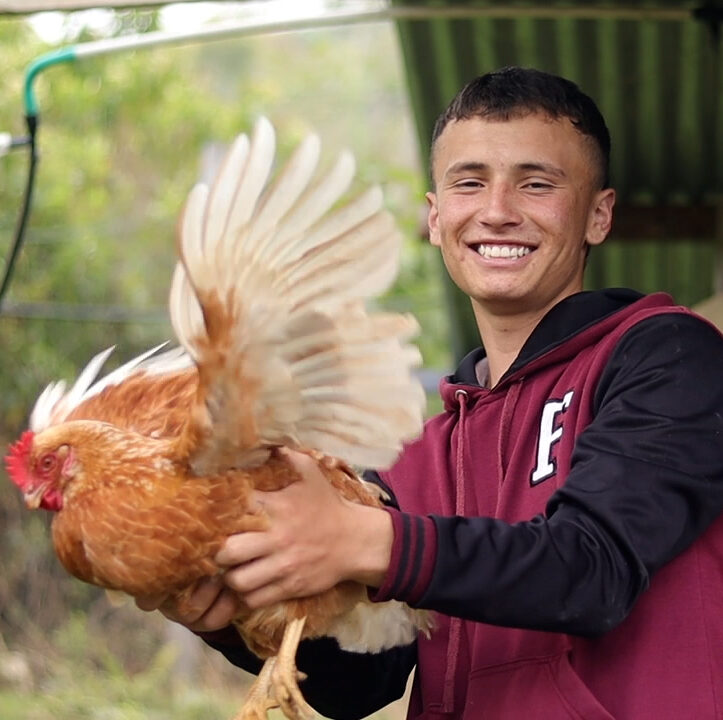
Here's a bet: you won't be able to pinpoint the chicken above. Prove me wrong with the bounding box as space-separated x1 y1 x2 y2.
4 118 431 720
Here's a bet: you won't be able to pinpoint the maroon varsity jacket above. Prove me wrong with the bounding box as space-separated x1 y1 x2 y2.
373 290 723 719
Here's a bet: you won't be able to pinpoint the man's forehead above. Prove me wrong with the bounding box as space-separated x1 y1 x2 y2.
437 112 578 144
431 113 595 179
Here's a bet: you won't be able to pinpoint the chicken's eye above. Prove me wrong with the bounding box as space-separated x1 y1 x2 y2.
38 453 58 475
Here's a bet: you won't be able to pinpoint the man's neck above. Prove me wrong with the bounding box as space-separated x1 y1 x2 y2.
472 304 551 387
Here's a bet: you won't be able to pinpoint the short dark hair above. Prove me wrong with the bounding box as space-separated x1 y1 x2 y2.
431 66 611 189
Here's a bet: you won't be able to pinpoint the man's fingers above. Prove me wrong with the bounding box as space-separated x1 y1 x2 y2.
278 447 328 480
135 593 168 612
186 588 240 632
241 582 288 610
171 576 225 624
223 556 280 594
224 568 297 611
135 576 239 633
216 531 272 566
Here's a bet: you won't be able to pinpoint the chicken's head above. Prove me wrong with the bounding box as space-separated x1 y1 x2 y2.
5 430 70 512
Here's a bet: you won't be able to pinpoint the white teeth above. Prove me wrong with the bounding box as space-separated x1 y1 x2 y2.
476 244 531 259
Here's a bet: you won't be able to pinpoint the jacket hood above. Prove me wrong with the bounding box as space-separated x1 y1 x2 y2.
440 289 673 409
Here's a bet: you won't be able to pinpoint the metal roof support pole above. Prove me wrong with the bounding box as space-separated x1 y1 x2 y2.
693 201 723 330
715 200 723 293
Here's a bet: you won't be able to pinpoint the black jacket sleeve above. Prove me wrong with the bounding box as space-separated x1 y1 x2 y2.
412 313 723 635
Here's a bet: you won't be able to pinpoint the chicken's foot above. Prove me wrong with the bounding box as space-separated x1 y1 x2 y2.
233 656 279 720
272 616 315 720
232 616 313 720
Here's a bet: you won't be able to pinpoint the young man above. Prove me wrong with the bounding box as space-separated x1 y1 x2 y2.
140 68 723 718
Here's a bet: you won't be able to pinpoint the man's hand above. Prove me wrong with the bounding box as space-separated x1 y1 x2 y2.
135 576 240 632
217 448 393 610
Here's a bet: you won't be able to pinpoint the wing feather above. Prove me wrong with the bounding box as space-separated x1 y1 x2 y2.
220 118 274 235
29 345 195 434
178 184 209 295
246 132 321 258
270 149 356 248
169 263 204 362
171 117 425 473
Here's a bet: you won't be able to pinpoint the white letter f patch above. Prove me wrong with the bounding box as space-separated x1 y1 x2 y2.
531 390 574 485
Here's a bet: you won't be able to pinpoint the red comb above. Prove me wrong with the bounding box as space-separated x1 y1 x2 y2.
4 431 35 490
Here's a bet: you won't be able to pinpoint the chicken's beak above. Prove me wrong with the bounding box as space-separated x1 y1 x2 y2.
24 482 49 510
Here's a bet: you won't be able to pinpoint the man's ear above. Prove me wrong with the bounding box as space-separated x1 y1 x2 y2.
586 187 616 247
426 191 441 248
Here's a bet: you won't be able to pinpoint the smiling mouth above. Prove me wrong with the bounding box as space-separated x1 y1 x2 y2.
472 243 533 260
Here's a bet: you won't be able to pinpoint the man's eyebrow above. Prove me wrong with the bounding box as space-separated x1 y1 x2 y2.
444 161 568 180
445 161 488 177
517 162 567 178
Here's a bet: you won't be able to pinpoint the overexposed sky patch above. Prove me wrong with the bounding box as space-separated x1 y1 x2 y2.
28 1 387 45
29 9 114 43
161 1 329 31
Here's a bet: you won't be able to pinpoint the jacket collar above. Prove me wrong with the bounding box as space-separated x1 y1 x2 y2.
448 288 647 388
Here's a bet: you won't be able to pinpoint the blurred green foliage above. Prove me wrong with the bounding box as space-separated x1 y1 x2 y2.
0 614 238 720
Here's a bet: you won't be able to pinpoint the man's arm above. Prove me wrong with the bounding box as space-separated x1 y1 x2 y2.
374 313 723 635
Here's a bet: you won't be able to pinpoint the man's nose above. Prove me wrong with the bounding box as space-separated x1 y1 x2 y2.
476 184 522 228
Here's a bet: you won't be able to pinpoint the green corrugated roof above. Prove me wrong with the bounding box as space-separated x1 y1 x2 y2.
392 0 721 204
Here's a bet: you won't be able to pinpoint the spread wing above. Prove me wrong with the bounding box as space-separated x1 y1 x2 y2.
28 344 196 437
170 117 425 474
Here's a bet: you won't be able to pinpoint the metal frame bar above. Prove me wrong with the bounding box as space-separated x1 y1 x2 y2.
0 2 699 19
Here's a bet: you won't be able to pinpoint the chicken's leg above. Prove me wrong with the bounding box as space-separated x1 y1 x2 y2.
233 656 280 720
232 616 313 720
271 616 315 720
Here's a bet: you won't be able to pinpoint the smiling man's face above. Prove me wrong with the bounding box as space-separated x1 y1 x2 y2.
427 112 615 319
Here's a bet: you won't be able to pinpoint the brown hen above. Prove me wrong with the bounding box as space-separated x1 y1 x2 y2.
5 118 429 720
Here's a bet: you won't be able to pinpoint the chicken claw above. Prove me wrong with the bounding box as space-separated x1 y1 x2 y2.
272 616 315 720
234 657 280 720
233 617 314 720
